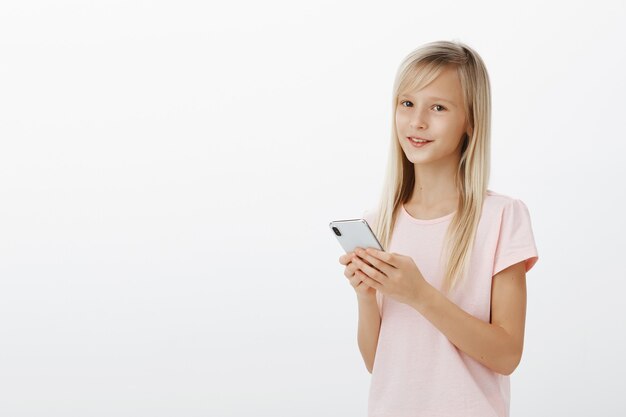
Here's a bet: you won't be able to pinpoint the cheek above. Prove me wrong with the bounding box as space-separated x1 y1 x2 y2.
437 118 462 136
394 112 402 126
396 114 410 138
395 111 410 130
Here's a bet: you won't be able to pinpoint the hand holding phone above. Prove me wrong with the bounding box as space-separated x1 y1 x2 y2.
330 218 384 299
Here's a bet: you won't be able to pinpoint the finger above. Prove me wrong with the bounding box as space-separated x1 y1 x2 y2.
355 254 375 268
354 256 377 273
354 253 391 278
356 270 381 290
339 254 349 265
349 271 367 288
344 263 358 279
348 275 361 288
353 258 385 285
357 249 396 272
365 248 399 269
339 252 356 265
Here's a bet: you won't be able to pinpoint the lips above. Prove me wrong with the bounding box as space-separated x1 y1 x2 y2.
408 136 433 142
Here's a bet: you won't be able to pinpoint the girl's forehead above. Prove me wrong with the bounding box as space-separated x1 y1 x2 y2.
401 68 463 101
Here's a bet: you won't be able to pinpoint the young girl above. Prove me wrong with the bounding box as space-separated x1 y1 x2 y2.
338 40 539 417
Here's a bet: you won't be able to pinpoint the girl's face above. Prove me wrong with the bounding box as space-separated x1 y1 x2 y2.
395 66 469 166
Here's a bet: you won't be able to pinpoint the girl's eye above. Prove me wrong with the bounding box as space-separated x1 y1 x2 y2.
399 100 446 112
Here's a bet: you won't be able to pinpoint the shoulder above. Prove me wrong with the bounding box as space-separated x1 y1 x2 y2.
482 190 535 229
484 189 531 213
485 189 521 206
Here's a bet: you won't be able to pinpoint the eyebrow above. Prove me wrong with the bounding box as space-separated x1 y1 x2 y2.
399 94 457 107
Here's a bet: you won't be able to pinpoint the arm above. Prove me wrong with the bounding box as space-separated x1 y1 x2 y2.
356 295 381 374
409 261 527 375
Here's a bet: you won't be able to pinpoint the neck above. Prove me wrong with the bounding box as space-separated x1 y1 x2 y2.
409 154 460 208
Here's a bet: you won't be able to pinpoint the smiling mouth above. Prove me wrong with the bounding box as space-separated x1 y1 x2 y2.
408 137 433 143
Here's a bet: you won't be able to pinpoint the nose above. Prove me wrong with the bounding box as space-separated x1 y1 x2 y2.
409 106 428 130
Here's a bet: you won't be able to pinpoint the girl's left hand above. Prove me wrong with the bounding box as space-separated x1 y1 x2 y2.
352 247 429 306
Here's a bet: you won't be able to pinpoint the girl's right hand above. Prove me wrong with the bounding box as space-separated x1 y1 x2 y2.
339 250 377 299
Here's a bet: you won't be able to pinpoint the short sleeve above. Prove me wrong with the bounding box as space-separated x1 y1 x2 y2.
492 199 539 276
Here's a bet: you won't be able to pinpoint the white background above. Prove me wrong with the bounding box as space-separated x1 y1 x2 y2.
1 1 625 416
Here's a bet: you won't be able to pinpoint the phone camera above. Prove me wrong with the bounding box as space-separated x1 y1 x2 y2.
332 227 342 236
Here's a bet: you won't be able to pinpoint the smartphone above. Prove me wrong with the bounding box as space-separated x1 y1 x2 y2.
329 218 385 253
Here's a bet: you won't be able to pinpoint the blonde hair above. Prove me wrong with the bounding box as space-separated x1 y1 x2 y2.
370 40 491 296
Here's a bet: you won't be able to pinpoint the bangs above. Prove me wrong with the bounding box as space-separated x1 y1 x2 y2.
397 61 451 98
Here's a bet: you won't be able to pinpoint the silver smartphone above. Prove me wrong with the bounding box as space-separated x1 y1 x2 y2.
329 218 385 253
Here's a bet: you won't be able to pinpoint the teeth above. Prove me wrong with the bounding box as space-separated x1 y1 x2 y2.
410 138 429 143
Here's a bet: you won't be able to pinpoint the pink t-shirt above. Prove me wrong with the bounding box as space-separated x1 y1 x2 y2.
362 190 539 417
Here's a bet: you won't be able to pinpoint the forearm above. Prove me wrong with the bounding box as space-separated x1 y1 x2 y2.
409 283 520 375
357 295 381 374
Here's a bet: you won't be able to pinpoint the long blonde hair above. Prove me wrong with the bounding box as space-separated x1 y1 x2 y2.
370 40 491 296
